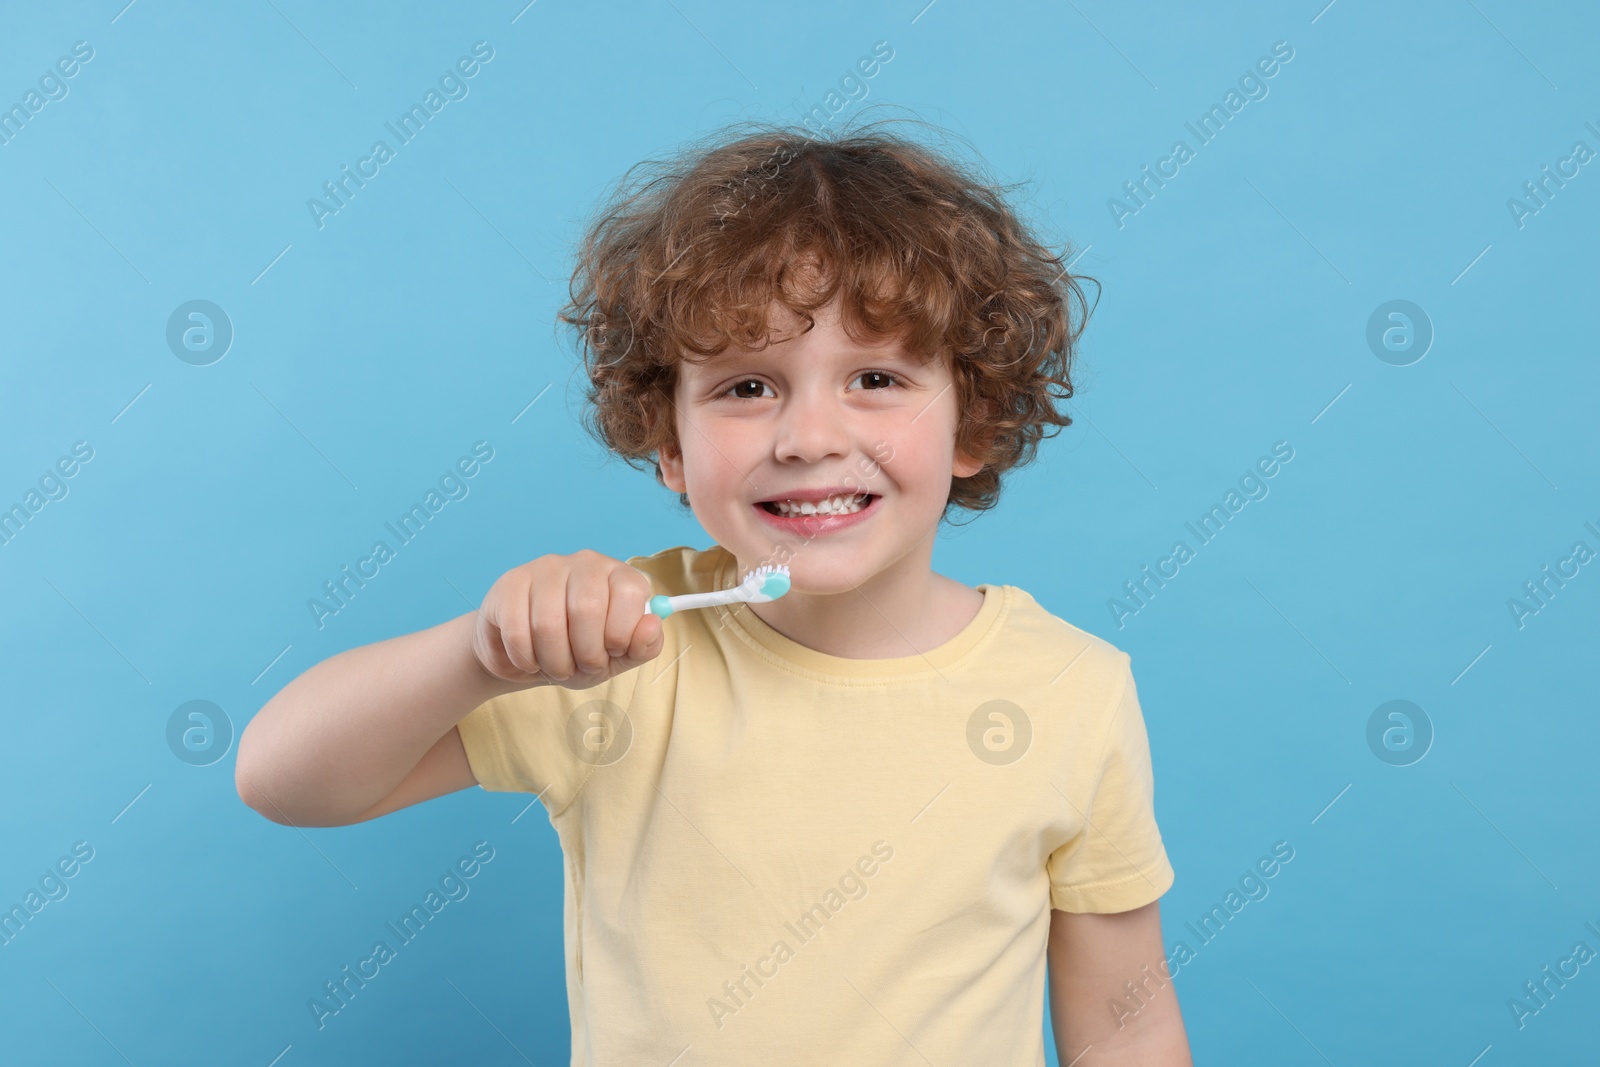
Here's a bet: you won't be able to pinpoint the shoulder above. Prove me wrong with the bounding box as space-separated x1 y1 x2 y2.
995 584 1132 683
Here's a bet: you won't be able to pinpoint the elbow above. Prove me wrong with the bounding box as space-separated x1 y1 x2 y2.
234 764 280 824
233 729 289 824
232 729 268 825
234 752 355 828
236 786 277 824
235 774 340 827
234 735 263 817
231 716 369 828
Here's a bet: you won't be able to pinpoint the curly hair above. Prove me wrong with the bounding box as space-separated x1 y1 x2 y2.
557 113 1098 523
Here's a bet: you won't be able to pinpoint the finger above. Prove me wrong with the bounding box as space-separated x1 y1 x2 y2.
565 561 613 676
493 575 539 677
604 565 652 657
530 566 578 681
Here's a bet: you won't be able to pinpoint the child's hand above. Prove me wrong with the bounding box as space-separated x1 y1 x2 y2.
472 550 665 689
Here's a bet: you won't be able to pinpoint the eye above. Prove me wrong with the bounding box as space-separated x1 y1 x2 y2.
854 371 901 391
718 372 901 400
723 378 774 400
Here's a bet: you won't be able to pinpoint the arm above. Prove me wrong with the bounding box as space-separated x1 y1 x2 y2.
1048 900 1192 1066
234 551 665 828
235 611 527 827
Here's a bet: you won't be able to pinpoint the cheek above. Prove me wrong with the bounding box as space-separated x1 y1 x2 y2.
875 447 945 498
682 426 755 484
894 420 955 467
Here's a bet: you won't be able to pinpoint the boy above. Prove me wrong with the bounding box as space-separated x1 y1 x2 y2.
237 120 1191 1065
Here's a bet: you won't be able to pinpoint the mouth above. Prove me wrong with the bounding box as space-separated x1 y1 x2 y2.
752 492 880 533
756 492 875 516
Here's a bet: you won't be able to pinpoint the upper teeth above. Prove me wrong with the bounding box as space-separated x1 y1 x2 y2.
770 493 869 515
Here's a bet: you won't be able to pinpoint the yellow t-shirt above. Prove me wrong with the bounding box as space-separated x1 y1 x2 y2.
457 543 1175 1066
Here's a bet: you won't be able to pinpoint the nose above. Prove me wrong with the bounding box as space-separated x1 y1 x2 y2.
772 382 852 464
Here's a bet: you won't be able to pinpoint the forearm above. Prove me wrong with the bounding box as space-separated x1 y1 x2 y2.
1052 996 1191 1066
236 611 526 825
1048 903 1192 1066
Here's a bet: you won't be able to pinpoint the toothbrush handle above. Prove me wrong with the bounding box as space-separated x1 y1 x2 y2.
645 589 737 618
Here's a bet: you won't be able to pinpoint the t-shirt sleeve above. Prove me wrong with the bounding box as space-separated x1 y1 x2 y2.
456 665 642 820
1047 654 1175 913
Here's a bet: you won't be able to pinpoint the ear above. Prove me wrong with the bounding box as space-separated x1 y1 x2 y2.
953 432 990 479
949 377 992 479
659 438 686 492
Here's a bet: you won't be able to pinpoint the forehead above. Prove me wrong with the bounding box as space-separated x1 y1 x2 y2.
678 324 939 376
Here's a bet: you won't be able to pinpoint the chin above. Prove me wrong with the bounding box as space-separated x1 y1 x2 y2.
773 554 881 593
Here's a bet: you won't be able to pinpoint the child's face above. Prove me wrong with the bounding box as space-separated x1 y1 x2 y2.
659 296 985 594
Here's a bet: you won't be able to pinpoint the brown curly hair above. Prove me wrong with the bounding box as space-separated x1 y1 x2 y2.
557 113 1097 524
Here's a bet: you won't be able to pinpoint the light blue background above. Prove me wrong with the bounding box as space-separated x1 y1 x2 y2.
2 1 1597 1063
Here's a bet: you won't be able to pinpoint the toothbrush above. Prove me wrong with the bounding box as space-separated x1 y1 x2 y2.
644 563 791 618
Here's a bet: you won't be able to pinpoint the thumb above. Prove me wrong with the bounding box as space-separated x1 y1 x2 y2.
617 610 665 668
